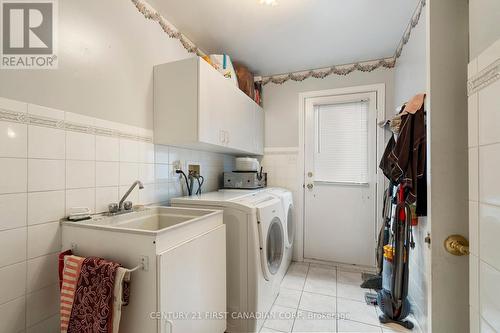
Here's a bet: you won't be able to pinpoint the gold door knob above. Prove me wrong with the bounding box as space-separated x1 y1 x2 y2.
444 235 469 256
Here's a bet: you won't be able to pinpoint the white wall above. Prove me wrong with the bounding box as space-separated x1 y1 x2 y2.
393 10 430 333
263 69 395 148
468 38 500 333
0 0 193 130
394 11 427 108
469 0 500 59
0 1 233 332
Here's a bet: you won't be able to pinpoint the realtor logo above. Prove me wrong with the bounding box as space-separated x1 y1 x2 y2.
1 0 57 69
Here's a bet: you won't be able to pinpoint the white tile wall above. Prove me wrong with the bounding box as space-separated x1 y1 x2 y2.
27 222 61 259
96 161 120 187
120 162 139 185
0 121 27 158
0 158 27 194
119 139 139 162
66 160 96 189
65 188 96 214
0 262 26 304
26 283 59 327
0 228 27 267
0 297 26 333
27 253 59 293
27 191 65 226
0 96 234 331
468 39 500 332
28 159 65 192
96 136 119 161
95 187 119 213
0 193 27 231
28 104 64 120
66 132 95 160
28 126 65 159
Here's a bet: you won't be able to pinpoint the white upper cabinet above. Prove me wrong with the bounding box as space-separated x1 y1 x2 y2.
154 57 264 155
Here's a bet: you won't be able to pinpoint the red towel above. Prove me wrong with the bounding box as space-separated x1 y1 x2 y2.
60 255 85 332
58 249 73 290
67 257 120 333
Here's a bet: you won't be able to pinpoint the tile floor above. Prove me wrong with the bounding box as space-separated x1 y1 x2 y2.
261 262 421 333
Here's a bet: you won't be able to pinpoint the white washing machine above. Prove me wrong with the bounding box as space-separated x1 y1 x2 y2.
265 188 294 278
219 187 294 275
171 191 285 333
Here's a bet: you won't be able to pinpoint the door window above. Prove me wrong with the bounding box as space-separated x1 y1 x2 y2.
314 101 369 184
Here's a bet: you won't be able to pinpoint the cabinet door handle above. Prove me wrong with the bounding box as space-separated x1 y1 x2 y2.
164 319 174 333
219 130 225 144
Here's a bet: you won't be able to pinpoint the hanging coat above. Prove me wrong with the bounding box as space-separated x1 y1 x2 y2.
380 95 427 216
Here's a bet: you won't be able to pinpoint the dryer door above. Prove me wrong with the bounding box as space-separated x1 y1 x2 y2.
259 216 284 281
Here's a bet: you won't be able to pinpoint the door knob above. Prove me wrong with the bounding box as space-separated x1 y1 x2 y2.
444 235 469 256
306 183 314 190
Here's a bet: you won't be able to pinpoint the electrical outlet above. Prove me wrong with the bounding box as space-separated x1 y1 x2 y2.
187 162 201 176
172 160 182 171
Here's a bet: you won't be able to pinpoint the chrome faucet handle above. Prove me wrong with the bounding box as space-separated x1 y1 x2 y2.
123 201 133 211
108 203 119 214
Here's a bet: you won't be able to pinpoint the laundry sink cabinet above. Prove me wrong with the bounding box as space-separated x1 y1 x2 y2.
154 57 264 155
61 207 227 333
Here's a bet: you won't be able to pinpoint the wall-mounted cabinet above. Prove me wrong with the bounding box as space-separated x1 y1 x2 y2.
154 57 264 155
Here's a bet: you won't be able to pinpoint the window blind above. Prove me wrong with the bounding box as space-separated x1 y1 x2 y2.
314 101 369 184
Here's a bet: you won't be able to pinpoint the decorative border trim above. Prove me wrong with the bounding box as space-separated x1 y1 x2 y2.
261 58 396 85
131 0 206 57
393 0 426 60
0 109 153 142
468 58 500 95
260 0 426 85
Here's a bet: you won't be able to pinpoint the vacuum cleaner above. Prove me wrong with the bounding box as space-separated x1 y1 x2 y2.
361 186 395 304
376 185 414 329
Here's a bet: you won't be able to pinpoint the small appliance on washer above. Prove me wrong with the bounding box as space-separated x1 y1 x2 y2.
224 157 267 189
171 191 285 333
265 188 294 278
223 171 267 189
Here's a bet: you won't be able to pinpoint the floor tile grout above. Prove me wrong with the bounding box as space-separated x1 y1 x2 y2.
271 262 421 333
290 262 310 332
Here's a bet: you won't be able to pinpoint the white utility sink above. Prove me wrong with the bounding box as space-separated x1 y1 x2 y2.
63 206 220 235
61 205 226 333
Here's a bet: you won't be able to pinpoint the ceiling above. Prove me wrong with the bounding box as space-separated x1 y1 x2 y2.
149 0 419 75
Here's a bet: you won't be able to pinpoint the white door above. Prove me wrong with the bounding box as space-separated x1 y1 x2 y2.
304 92 377 266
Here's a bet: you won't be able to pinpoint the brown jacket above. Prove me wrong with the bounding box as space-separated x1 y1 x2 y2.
380 102 427 214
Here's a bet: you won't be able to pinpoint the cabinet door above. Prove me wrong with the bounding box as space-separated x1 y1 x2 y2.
198 61 229 147
253 105 264 155
158 226 226 333
225 93 254 152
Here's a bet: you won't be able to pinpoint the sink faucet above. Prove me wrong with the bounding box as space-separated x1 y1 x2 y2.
118 180 144 211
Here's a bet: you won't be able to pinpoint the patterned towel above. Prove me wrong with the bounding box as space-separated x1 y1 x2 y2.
67 257 120 333
60 255 85 333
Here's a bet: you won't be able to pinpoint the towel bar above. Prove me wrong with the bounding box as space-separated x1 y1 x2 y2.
69 242 148 272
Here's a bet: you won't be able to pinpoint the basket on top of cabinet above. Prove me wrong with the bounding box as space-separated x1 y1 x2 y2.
154 57 264 155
